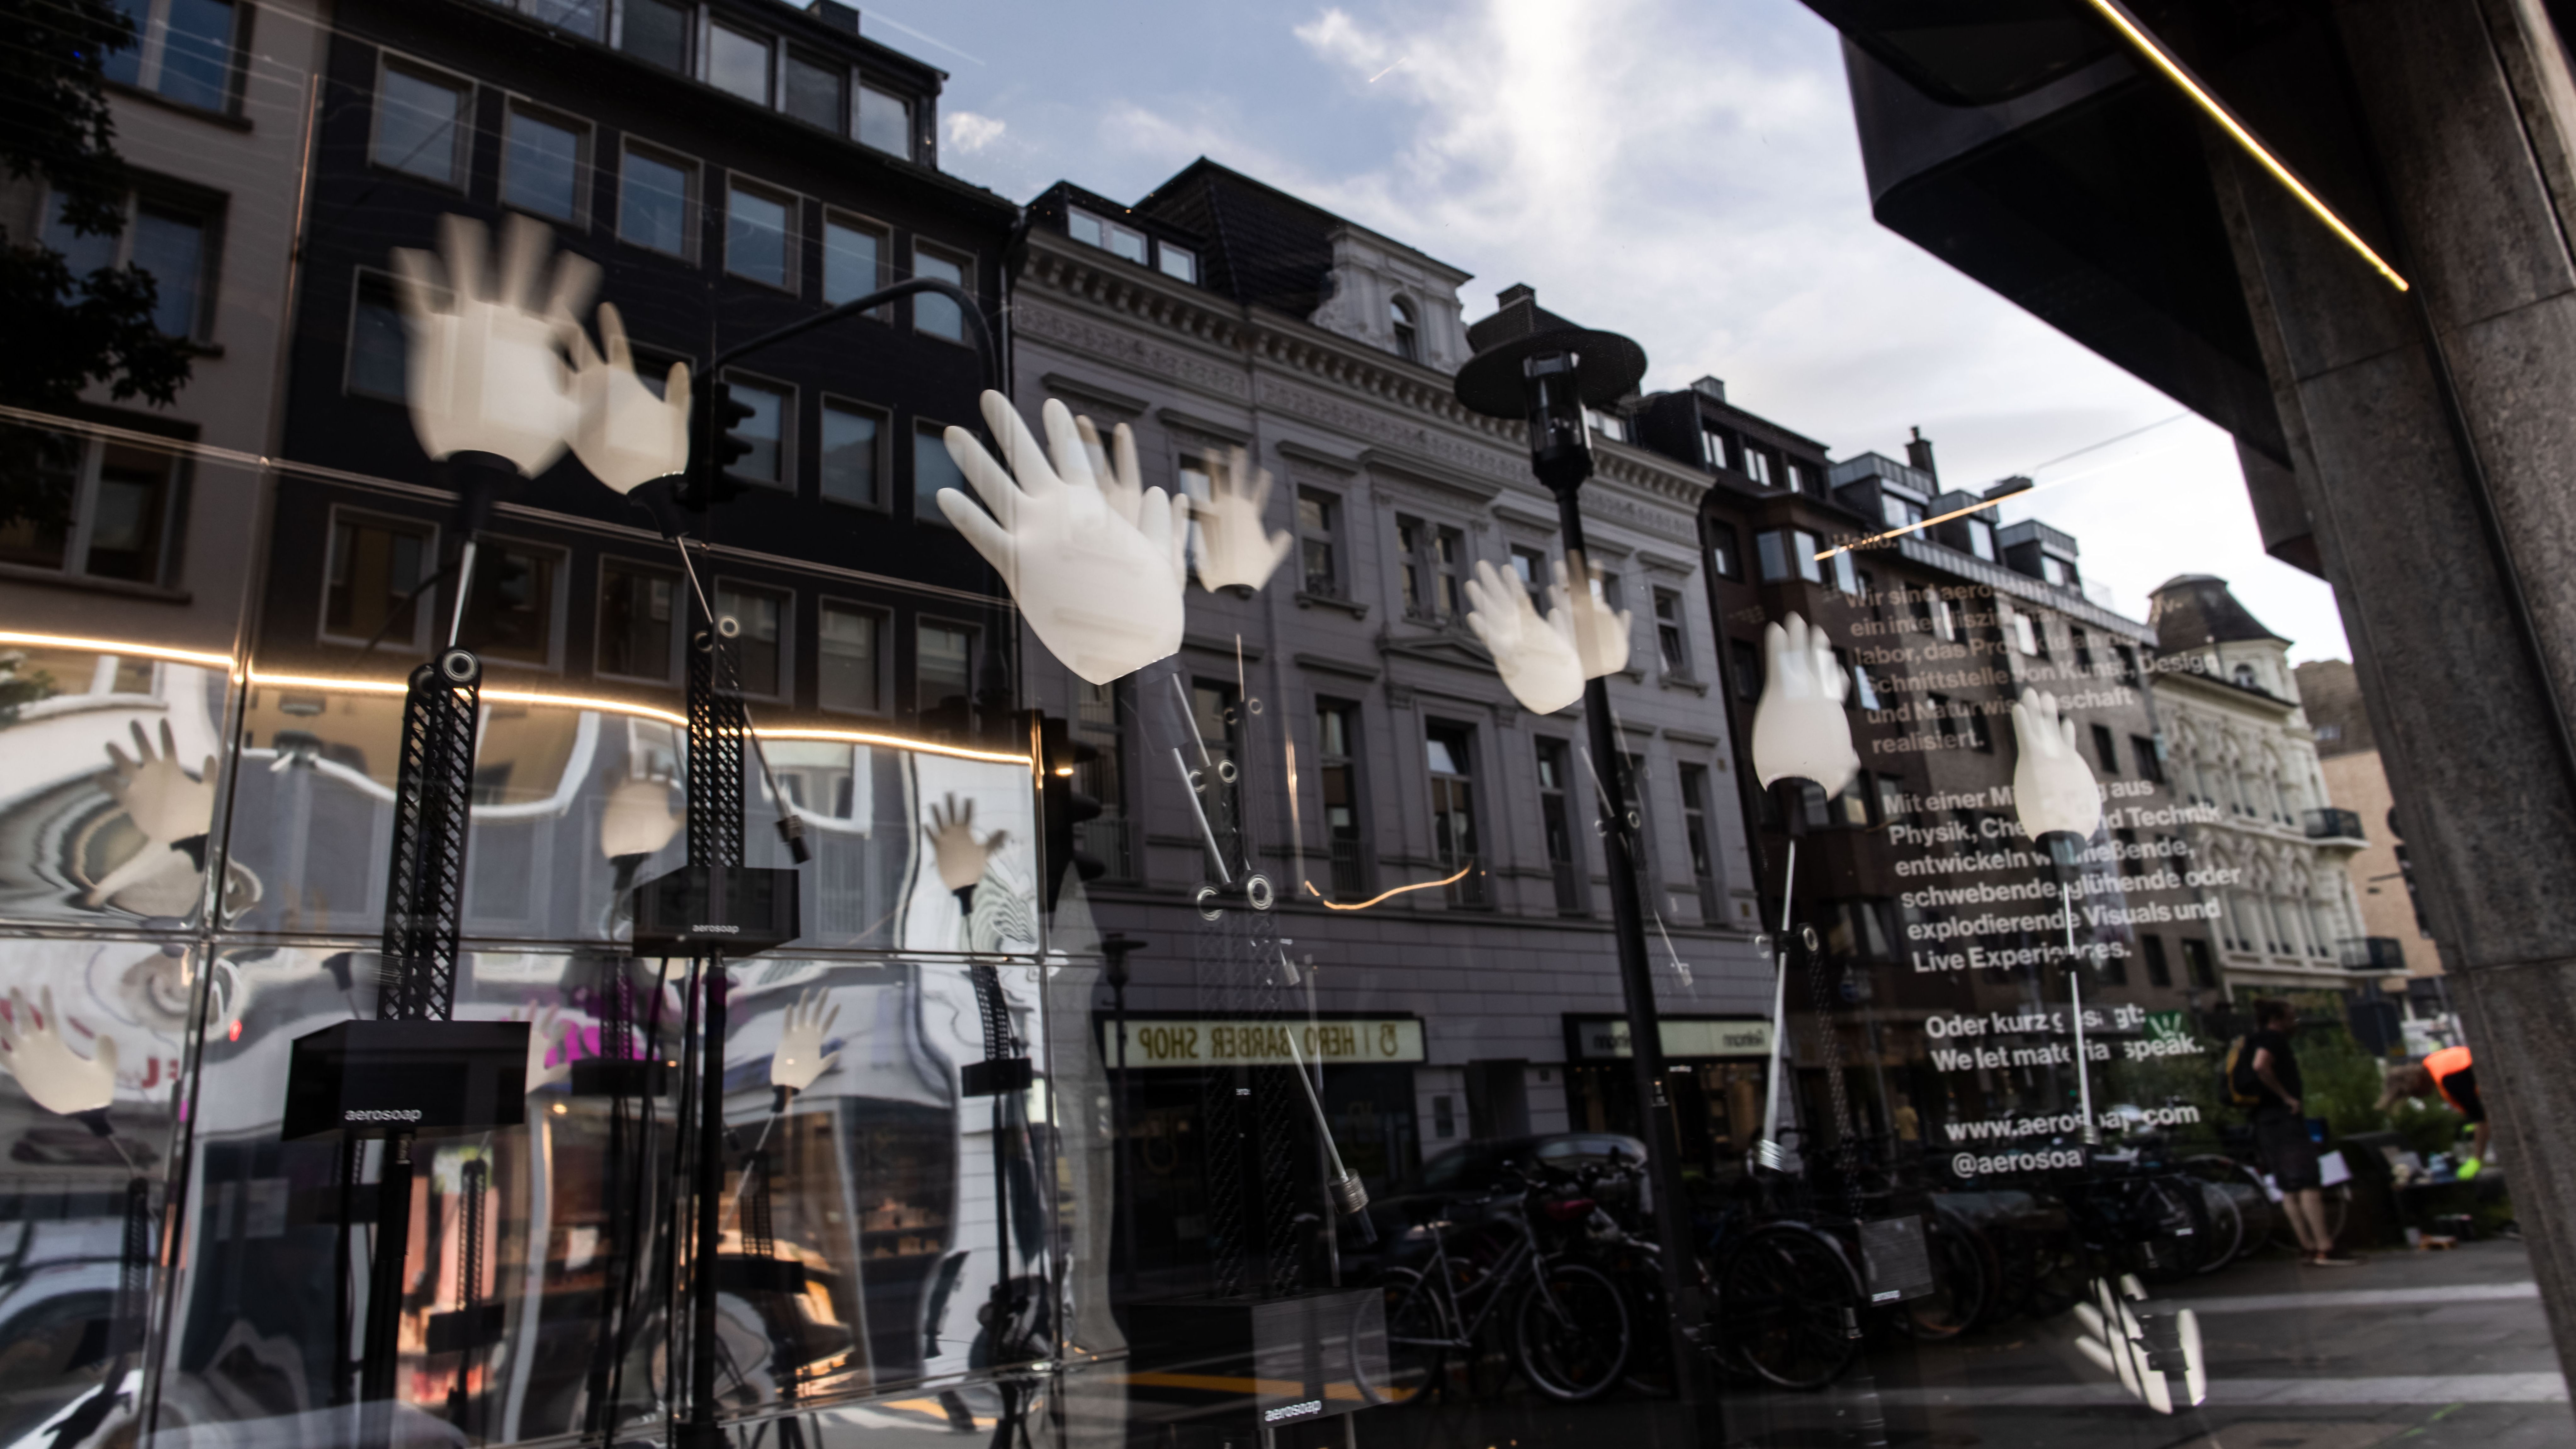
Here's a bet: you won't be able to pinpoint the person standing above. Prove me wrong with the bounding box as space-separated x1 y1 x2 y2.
2239 999 2359 1267
2377 1045 2493 1175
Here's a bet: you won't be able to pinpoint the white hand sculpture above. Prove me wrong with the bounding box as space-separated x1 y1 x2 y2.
925 793 1006 893
1749 613 1859 797
522 1003 573 1092
1463 558 1582 714
1 988 117 1116
103 718 216 846
2011 688 2104 841
1074 416 1145 528
566 301 691 495
2072 1275 2203 1413
771 987 841 1093
390 212 598 476
599 771 684 860
940 393 1188 685
1192 447 1293 593
1553 552 1633 680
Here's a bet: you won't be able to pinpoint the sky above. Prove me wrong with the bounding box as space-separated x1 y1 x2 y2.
863 0 2350 663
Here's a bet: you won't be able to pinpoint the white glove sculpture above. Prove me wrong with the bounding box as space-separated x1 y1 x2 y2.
1749 613 1859 797
599 771 684 860
1 987 117 1116
566 302 691 495
926 793 1006 893
522 1003 573 1092
1463 558 1583 714
88 720 217 908
941 393 1189 685
390 213 597 476
2010 688 2104 842
2073 1275 2204 1413
771 987 841 1093
1192 448 1293 593
1555 552 1633 680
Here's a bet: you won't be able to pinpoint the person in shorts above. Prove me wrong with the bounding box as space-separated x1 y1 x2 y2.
2245 998 2358 1267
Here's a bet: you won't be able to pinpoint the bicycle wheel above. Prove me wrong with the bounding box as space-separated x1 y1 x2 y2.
1513 1260 1631 1403
1717 1224 1860 1391
2132 1174 2213 1281
1365 1268 1449 1404
1898 1214 1991 1340
2191 1179 2246 1273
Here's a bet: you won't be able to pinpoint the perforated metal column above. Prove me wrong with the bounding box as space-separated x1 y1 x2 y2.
686 628 746 870
379 650 482 1022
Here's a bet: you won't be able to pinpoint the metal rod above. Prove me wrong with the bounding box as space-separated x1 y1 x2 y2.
447 539 477 649
1169 747 1231 884
2063 880 2098 1144
1759 836 1797 1161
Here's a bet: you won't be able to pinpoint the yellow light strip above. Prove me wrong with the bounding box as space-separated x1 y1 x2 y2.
0 631 237 671
2083 0 2407 291
756 726 1030 766
1816 492 2015 563
1302 863 1474 912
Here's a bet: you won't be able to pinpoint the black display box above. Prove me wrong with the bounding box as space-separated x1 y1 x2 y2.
280 1020 530 1140
1125 1288 1389 1427
630 864 802 957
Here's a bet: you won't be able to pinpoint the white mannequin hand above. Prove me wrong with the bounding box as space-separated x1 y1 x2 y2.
103 719 214 847
1074 416 1145 529
521 1003 573 1091
566 302 691 495
599 771 683 860
390 213 597 475
1750 613 1859 797
925 793 1005 892
1553 553 1634 680
941 393 1187 685
1192 448 1293 593
1464 559 1582 714
1 988 117 1116
2011 688 2104 841
771 986 840 1093
2072 1275 2203 1412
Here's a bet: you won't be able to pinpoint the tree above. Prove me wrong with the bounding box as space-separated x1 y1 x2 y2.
0 0 201 534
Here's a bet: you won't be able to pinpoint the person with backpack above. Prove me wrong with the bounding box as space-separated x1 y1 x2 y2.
2233 999 2359 1267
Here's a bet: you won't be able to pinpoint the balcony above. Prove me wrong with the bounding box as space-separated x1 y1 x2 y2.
2303 807 2367 845
2339 937 2407 973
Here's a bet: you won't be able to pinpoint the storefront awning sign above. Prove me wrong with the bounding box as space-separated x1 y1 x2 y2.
1574 1017 1773 1060
1101 1018 1426 1069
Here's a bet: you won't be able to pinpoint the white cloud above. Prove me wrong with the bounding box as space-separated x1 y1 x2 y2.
945 110 1007 154
1076 0 2348 659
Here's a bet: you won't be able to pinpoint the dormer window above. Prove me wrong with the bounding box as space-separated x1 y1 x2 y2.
1067 207 1148 264
2234 663 2259 691
1965 517 1997 562
1159 243 1196 283
1584 407 1627 444
1390 297 1420 363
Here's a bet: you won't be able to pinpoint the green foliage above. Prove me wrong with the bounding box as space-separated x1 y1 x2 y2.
2387 1096 2466 1161
2285 992 2390 1141
0 650 58 722
0 0 200 532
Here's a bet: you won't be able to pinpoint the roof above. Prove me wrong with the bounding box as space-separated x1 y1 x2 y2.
1130 157 1466 321
2148 574 2287 652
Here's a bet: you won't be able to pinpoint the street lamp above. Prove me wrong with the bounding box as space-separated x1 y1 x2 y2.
1455 308 1716 1423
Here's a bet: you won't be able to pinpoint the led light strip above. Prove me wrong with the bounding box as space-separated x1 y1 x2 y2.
1302 863 1474 912
2083 0 2407 291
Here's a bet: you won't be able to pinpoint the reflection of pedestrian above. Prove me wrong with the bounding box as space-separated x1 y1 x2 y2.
2378 1045 2492 1174
2240 999 2358 1267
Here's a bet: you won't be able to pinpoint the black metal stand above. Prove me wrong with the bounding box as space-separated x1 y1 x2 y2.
1102 933 1143 1298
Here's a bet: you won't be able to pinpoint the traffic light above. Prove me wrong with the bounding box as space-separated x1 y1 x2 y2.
1034 713 1105 912
675 383 761 510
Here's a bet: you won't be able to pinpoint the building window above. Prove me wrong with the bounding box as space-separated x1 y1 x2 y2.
1754 528 1822 584
1653 589 1689 676
783 49 845 130
502 100 588 224
1158 243 1197 283
517 0 606 43
1730 638 1761 703
1426 726 1482 905
705 22 771 103
2091 723 2120 775
104 0 238 111
1881 492 1926 531
321 512 434 649
1930 591 1957 640
456 540 562 667
1679 762 1718 903
1067 207 1150 264
1708 526 1741 580
1390 297 1420 363
1398 515 1464 622
705 582 783 697
915 619 975 717
1317 701 1365 899
1846 654 1881 710
1965 517 1998 562
1585 407 1628 443
856 82 912 156
1 434 187 586
913 243 969 342
2071 626 2094 672
1743 449 1773 488
720 376 790 488
2181 937 2218 988
1535 738 1584 913
1074 680 1131 879
1830 548 1859 596
726 181 796 291
818 600 884 713
2141 932 2172 988
822 213 887 307
1297 487 1340 595
619 143 698 259
2042 554 2076 588
1509 543 1548 607
915 422 965 526
596 558 679 683
346 270 407 400
820 399 884 507
45 187 217 341
2133 735 2163 783
1703 427 1731 472
2009 606 2041 656
373 59 471 187
619 0 689 69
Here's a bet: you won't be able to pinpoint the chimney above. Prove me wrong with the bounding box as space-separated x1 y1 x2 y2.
1905 425 1938 481
1983 475 2033 501
811 0 860 32
1690 376 1727 404
1496 283 1536 310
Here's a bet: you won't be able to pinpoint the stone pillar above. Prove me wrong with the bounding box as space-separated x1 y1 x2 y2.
2210 0 2576 1380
